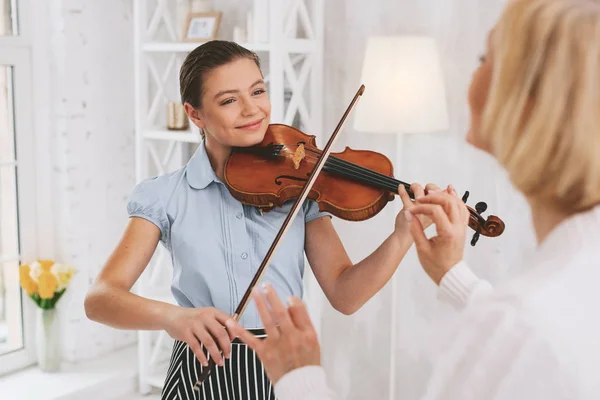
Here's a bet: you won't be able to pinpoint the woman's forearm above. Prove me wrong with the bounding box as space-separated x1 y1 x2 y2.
84 281 177 330
331 231 413 314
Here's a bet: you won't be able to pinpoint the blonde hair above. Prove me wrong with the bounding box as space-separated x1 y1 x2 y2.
482 0 600 213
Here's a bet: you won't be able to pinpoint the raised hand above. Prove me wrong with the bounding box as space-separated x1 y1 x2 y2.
406 187 470 284
225 283 321 384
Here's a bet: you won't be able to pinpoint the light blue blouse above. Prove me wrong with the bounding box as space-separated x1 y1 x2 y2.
127 139 331 328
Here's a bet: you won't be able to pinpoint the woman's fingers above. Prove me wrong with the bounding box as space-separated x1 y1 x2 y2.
194 328 224 366
225 319 264 355
409 203 453 235
448 184 458 197
212 309 237 343
188 334 209 367
447 185 470 223
411 183 425 199
262 283 295 335
212 308 234 326
204 317 232 359
287 297 315 332
407 211 431 251
413 192 463 224
398 185 413 209
425 183 442 194
252 286 280 340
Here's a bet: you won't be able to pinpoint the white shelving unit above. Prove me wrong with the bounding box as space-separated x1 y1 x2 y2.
132 0 325 394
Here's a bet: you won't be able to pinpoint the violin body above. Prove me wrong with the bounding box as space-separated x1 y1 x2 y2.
224 124 396 221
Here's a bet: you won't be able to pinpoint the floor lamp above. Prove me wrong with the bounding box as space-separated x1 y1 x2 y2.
353 36 449 400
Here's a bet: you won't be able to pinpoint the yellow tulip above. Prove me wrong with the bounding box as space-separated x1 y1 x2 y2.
39 259 55 272
51 263 77 290
19 265 38 296
38 270 58 299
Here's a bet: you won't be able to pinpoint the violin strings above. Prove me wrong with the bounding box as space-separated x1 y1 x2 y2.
323 158 401 193
293 152 402 193
305 147 412 190
318 155 480 219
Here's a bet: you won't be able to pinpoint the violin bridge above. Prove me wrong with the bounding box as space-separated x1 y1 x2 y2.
292 144 305 170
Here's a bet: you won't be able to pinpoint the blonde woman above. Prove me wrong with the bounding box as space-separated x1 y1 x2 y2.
225 0 600 399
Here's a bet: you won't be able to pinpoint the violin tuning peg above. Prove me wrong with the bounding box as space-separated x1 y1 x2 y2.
471 231 480 246
462 191 470 203
475 201 487 214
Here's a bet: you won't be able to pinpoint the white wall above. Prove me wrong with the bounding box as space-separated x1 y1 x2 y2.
31 0 137 362
318 1 536 399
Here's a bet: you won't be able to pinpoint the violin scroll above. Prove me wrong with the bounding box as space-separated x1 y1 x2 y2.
462 191 505 246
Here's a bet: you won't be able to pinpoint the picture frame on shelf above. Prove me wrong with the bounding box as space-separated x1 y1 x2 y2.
183 12 222 41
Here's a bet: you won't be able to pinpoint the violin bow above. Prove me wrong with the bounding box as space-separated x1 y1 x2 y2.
193 84 367 390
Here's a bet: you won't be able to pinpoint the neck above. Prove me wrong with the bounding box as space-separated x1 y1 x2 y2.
204 135 231 181
527 197 570 245
321 154 407 193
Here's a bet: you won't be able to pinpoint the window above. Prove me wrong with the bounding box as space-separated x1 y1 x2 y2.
0 0 38 376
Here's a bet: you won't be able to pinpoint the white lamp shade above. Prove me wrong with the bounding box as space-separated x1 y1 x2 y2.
353 36 450 134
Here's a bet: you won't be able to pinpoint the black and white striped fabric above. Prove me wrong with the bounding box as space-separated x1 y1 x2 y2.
161 329 276 400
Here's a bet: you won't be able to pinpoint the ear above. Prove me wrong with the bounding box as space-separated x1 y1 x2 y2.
184 102 206 130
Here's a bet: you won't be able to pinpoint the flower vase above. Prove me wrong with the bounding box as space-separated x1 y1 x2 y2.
36 307 60 372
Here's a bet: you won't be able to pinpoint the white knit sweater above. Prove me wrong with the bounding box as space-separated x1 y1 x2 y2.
275 205 600 400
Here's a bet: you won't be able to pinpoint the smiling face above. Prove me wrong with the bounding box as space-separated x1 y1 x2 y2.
185 57 271 148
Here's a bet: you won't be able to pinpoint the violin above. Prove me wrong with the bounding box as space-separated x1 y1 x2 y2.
224 124 505 246
193 85 505 389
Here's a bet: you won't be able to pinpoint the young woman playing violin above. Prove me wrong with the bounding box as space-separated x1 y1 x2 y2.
84 40 446 400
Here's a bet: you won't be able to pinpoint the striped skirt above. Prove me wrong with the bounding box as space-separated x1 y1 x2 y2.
160 329 275 400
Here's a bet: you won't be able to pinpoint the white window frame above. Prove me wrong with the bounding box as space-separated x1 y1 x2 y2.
0 0 39 376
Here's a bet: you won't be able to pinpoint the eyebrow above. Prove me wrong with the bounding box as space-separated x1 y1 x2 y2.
214 79 265 99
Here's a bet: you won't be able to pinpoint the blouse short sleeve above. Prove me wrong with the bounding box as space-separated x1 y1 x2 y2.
127 177 171 246
303 199 332 223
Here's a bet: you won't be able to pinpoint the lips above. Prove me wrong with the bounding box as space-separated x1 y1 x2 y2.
237 118 263 130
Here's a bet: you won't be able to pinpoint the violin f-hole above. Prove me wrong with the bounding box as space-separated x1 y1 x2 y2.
274 175 308 185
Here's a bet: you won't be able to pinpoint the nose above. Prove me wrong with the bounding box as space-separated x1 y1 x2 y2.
240 95 260 117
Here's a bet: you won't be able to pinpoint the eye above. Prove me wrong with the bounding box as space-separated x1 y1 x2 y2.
220 98 235 106
253 88 266 95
